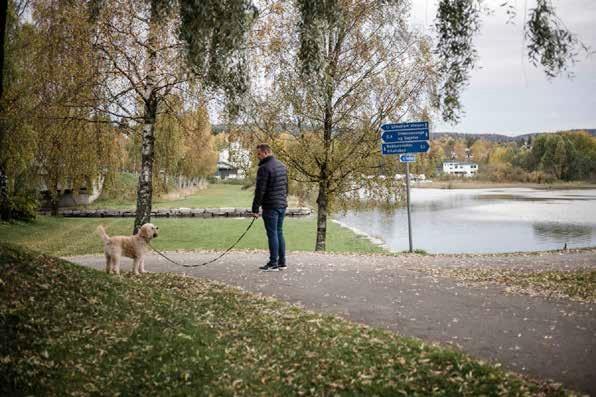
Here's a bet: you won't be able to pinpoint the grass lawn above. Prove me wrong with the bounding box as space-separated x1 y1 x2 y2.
0 216 385 257
0 242 569 396
89 184 300 210
154 184 255 208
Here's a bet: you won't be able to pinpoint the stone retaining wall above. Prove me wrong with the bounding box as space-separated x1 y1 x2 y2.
52 207 312 218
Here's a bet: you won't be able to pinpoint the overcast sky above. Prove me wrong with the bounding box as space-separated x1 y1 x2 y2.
409 0 596 136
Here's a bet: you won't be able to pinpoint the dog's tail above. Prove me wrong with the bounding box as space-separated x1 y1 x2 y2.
96 225 110 244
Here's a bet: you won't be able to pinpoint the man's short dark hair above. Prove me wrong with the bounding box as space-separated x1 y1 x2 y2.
256 144 272 153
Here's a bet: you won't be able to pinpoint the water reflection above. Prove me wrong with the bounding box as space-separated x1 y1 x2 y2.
410 197 472 212
533 222 592 244
477 194 556 202
335 188 596 253
477 194 596 202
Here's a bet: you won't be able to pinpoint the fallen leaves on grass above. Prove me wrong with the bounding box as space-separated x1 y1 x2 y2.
426 267 596 303
0 242 578 396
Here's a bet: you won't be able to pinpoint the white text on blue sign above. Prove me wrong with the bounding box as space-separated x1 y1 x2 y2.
382 141 430 155
399 154 416 162
381 130 429 143
381 122 428 131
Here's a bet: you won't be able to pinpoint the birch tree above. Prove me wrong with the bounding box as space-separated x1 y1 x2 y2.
248 0 436 251
90 0 191 232
90 0 257 233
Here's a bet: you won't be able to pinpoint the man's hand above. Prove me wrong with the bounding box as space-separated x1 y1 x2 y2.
252 212 260 219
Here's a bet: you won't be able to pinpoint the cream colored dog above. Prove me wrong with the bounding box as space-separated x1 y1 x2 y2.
96 223 159 275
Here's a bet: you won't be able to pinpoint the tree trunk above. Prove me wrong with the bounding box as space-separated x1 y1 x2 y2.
0 0 7 101
315 180 329 251
50 183 60 216
50 199 59 216
133 7 159 234
0 1 8 220
315 60 334 251
0 163 9 220
133 97 157 234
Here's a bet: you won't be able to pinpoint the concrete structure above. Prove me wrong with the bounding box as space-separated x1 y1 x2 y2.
53 207 312 218
442 161 478 177
39 175 104 208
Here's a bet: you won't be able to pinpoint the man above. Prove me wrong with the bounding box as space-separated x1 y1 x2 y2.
252 144 288 272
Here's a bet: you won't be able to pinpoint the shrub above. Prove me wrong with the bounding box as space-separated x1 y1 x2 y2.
220 178 246 186
527 171 556 184
6 192 38 221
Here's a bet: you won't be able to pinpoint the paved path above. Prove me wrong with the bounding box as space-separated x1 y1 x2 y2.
68 250 596 395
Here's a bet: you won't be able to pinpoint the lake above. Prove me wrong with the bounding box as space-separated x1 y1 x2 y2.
333 188 596 254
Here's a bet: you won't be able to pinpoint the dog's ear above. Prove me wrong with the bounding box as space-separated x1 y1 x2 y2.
138 224 149 239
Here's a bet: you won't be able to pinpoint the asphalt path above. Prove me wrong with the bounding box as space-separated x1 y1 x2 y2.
68 249 596 395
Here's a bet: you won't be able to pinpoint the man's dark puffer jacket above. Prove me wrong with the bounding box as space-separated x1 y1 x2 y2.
252 156 288 213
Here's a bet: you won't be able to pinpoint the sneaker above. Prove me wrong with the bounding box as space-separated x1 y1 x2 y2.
278 263 287 270
259 263 280 272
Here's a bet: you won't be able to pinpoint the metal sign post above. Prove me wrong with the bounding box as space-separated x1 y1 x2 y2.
381 121 429 253
405 162 413 252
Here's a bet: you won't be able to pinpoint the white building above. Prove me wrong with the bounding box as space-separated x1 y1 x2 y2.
442 161 478 177
217 141 251 179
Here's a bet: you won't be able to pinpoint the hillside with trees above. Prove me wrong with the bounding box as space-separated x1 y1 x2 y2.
432 129 596 143
417 130 596 183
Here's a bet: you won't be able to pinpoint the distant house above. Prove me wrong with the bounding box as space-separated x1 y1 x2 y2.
214 160 241 180
442 161 478 177
216 141 251 180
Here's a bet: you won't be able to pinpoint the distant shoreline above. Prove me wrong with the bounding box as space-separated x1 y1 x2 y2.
413 181 596 190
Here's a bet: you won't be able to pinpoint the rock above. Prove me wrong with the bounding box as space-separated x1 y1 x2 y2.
210 208 228 217
57 206 313 218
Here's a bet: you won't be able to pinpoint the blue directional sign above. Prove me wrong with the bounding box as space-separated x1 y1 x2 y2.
382 141 430 155
380 123 429 252
399 154 416 163
381 129 429 143
381 122 428 131
381 121 430 156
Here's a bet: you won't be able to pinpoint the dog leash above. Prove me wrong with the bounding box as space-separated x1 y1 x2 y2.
148 217 257 268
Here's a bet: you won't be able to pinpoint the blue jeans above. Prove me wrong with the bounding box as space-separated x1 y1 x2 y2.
262 208 286 265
